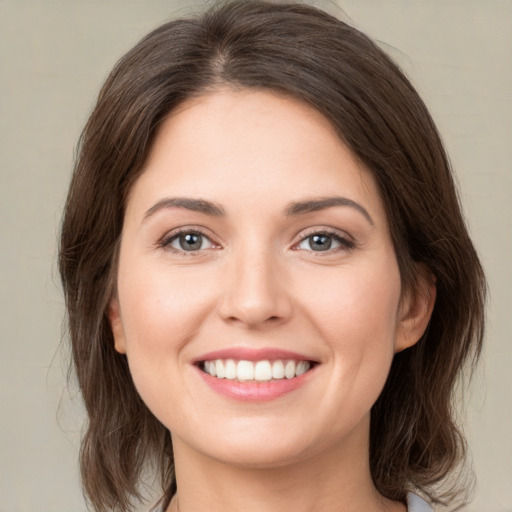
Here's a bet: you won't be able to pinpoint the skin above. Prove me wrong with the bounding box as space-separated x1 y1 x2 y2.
109 88 435 512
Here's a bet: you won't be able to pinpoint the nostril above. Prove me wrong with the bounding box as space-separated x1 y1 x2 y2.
218 276 293 327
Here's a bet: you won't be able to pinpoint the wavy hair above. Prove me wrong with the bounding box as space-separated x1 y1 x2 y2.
59 1 486 511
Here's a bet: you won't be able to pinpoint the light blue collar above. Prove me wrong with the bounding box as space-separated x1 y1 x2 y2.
407 492 433 512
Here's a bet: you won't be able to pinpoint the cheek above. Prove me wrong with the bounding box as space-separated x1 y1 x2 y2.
119 261 212 344
299 259 401 392
115 257 218 404
115 262 219 422
303 259 400 337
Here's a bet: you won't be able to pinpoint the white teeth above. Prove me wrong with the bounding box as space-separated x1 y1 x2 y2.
254 361 272 381
271 360 285 379
284 360 295 379
296 361 309 376
225 359 237 379
202 359 311 381
237 360 254 381
215 360 225 379
204 360 216 377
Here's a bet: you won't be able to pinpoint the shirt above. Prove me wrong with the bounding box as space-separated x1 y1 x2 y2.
407 492 433 512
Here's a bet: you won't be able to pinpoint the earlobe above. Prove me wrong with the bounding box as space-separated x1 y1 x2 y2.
395 268 436 353
108 297 127 354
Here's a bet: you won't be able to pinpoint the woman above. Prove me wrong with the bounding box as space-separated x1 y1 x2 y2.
59 1 486 511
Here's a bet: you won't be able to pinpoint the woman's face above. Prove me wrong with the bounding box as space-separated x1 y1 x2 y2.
110 89 430 469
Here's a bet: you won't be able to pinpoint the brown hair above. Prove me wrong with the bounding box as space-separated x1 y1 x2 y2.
59 1 486 511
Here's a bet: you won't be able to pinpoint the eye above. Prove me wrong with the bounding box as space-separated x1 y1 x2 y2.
164 230 216 252
296 231 353 252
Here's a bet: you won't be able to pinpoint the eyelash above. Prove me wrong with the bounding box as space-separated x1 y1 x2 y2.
159 227 218 255
158 227 355 255
292 229 355 254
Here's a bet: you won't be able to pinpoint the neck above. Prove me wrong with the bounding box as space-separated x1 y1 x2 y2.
166 416 406 512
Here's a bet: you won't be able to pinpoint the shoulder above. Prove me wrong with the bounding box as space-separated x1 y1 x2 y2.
407 492 433 512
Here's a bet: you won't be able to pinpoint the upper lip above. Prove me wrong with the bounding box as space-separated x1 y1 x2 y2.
194 347 318 363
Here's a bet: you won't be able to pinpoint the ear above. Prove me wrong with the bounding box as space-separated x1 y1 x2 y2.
395 266 436 353
108 297 127 354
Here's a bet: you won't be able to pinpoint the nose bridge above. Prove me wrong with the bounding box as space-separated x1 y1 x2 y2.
219 236 291 327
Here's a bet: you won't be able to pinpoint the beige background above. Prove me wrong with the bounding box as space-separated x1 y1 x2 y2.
0 1 511 511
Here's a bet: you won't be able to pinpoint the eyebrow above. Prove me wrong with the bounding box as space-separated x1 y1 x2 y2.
143 195 374 226
144 197 225 220
286 196 374 225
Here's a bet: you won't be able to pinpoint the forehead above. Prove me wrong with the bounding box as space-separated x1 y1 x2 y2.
127 88 386 224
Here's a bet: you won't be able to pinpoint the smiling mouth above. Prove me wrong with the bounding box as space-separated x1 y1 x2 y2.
199 359 316 382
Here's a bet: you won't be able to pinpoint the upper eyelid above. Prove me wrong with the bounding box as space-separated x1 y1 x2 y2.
293 226 354 243
291 227 355 252
159 226 219 247
157 225 354 249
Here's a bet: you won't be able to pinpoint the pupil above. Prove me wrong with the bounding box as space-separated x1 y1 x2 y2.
180 233 202 250
310 234 331 251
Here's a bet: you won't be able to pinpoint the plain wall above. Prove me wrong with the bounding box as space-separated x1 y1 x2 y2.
0 1 510 511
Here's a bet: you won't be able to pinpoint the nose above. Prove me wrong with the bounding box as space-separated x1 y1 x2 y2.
218 246 293 329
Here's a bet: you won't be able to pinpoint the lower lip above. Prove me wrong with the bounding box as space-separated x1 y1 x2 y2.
196 367 314 402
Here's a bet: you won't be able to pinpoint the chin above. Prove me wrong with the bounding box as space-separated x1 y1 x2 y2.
201 439 314 470
171 412 360 471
